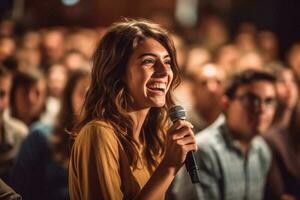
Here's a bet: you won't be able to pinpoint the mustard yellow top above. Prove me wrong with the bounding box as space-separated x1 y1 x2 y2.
69 120 160 200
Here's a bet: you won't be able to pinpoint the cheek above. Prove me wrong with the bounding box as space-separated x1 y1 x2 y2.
276 85 285 97
291 86 299 100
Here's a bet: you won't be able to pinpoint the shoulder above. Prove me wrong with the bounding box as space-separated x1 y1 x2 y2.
4 114 28 138
76 120 116 141
253 136 271 156
195 127 223 167
196 124 223 150
24 122 53 144
73 120 119 152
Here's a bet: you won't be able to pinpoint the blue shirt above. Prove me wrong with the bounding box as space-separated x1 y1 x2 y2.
10 122 69 200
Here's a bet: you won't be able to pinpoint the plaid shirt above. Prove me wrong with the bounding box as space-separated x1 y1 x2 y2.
174 123 271 200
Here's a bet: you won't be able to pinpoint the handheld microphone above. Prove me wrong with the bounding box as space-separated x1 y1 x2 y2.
169 105 200 184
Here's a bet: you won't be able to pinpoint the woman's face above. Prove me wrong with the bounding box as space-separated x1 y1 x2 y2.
124 38 174 110
276 69 299 109
72 76 90 118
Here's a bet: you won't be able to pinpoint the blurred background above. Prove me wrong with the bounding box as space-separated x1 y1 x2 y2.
1 0 300 58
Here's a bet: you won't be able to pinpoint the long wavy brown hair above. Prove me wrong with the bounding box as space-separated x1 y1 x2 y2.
74 19 181 169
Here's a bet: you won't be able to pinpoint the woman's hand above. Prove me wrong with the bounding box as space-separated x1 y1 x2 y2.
161 120 197 173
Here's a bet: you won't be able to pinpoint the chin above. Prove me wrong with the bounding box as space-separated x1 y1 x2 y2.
149 100 166 108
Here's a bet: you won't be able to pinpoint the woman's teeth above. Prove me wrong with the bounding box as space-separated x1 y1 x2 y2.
147 83 166 91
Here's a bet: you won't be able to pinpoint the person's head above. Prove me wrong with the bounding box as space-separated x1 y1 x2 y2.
223 69 277 140
191 63 226 118
10 69 47 126
22 31 41 49
236 50 264 72
16 48 41 70
0 36 16 62
0 66 12 116
215 44 240 75
63 49 89 72
170 33 186 69
271 65 299 110
47 63 68 98
78 19 180 168
41 29 65 64
257 31 278 63
184 46 211 75
235 32 257 52
266 63 300 127
287 43 300 79
52 69 90 164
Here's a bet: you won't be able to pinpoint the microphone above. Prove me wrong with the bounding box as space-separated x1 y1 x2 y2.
169 105 200 184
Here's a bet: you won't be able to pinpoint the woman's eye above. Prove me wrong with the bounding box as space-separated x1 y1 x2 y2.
164 60 172 66
142 59 155 65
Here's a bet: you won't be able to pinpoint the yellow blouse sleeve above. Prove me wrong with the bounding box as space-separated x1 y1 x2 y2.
69 121 123 200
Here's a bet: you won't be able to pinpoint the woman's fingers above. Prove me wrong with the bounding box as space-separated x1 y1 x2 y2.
175 135 196 146
170 127 191 140
168 120 193 133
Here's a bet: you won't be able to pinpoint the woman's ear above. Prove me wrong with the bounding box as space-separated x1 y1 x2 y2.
221 95 230 112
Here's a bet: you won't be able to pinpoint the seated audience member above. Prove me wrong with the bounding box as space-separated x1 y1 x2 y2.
10 69 90 200
63 49 90 72
0 178 21 200
190 63 226 133
0 66 27 182
263 66 300 200
42 63 68 125
9 69 47 128
268 64 299 130
215 44 240 76
235 50 264 72
287 43 300 80
174 70 277 200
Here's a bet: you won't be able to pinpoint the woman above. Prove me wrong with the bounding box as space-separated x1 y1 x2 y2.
264 65 300 200
69 19 197 200
10 69 90 200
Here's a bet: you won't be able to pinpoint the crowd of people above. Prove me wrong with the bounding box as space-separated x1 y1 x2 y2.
0 15 299 200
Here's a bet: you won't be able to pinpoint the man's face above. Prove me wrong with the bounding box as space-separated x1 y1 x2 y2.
0 76 11 115
15 80 47 119
193 64 225 115
225 81 277 140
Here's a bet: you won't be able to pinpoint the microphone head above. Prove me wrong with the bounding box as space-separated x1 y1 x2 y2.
169 105 186 122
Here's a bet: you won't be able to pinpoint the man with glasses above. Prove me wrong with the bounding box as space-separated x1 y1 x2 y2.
174 69 277 200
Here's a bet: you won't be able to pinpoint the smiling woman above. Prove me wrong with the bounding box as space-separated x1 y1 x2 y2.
68 19 197 200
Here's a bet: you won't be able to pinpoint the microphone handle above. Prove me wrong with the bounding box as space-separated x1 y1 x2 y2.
185 151 201 183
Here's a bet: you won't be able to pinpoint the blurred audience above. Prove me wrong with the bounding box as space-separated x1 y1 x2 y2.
10 69 90 200
263 65 300 200
63 49 90 72
287 43 300 80
189 63 226 132
43 63 68 125
40 28 65 71
0 66 27 182
0 12 298 200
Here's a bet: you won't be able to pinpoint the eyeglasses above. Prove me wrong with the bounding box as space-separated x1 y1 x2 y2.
233 92 277 110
